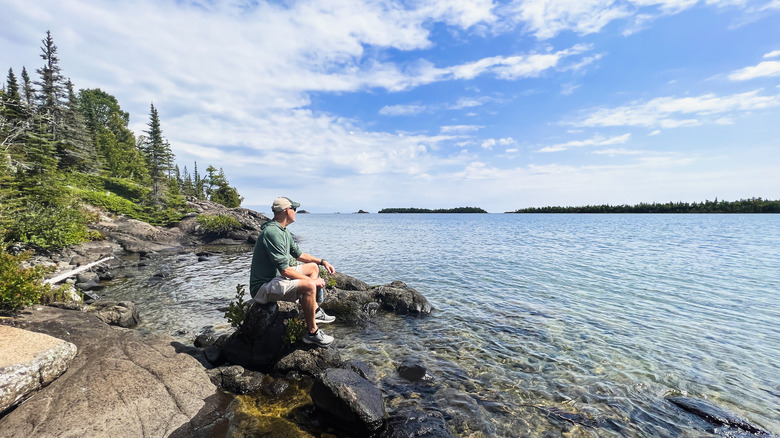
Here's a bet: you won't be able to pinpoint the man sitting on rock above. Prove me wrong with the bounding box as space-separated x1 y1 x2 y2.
249 197 337 347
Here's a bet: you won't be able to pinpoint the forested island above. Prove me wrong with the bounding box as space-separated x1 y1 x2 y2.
509 198 780 214
379 207 487 213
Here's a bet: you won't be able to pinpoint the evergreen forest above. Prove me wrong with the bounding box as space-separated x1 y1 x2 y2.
378 207 488 213
1 31 244 251
510 198 780 214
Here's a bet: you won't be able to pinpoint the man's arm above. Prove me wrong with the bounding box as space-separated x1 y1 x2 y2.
296 253 335 274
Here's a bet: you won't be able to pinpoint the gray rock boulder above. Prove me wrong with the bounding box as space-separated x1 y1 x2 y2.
0 325 77 415
375 281 432 315
0 306 227 438
311 368 386 433
330 271 371 291
322 275 432 325
85 300 140 328
207 365 266 395
274 347 344 377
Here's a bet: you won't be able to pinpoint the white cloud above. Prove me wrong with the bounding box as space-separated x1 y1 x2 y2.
539 133 632 152
481 137 515 149
504 0 632 40
571 90 780 129
449 97 487 109
764 50 780 58
380 104 426 116
441 125 483 134
728 61 780 80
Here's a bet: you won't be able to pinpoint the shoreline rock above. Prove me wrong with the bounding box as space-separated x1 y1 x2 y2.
0 306 231 437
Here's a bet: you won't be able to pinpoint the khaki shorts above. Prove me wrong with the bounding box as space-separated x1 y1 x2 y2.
253 265 303 305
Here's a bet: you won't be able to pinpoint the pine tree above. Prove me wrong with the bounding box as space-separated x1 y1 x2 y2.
193 161 204 200
58 80 97 172
20 67 34 107
35 31 66 142
142 103 173 202
3 69 23 120
181 165 194 197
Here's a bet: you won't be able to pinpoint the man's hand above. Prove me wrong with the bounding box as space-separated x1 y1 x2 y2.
322 260 335 275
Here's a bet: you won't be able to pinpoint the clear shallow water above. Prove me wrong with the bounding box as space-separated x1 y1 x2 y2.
102 214 780 437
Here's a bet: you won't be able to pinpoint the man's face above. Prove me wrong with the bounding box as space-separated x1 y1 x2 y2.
287 206 297 223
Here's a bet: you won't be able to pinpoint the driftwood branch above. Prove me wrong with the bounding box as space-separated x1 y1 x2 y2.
44 256 114 285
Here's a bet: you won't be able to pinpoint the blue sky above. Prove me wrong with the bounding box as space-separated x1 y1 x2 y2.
2 0 779 213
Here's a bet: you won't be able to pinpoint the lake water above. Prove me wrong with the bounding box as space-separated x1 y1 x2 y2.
102 213 780 437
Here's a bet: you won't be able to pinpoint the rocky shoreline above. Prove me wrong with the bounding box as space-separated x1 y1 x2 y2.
0 200 453 437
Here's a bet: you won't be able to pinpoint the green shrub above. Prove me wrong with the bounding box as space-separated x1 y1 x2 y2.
197 214 242 235
0 249 54 313
8 202 95 250
74 188 184 226
224 284 252 329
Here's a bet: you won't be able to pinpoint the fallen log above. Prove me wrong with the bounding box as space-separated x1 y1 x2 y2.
44 257 114 285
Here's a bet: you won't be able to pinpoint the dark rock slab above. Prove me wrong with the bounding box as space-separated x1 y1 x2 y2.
219 301 298 371
311 368 386 433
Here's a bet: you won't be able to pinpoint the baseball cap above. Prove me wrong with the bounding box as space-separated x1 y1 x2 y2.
272 197 301 213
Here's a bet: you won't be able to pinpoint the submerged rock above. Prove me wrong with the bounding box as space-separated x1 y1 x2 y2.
381 408 455 438
668 396 777 437
397 358 428 383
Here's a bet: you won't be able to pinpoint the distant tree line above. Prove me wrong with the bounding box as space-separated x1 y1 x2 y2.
379 207 487 213
0 31 243 249
509 198 780 214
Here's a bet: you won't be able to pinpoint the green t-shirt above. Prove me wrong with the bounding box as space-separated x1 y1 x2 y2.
249 220 302 297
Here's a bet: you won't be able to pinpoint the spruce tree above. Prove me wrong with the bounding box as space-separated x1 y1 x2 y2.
58 80 97 172
20 67 34 107
193 161 204 200
35 31 66 142
142 103 173 203
3 69 23 120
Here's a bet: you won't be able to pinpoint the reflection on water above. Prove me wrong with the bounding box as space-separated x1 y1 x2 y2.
101 214 780 437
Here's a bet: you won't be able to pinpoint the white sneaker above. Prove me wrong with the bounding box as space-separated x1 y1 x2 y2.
314 307 336 324
302 329 334 347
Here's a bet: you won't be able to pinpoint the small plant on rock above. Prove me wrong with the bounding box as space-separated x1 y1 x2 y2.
282 316 306 345
225 284 252 329
319 267 337 289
